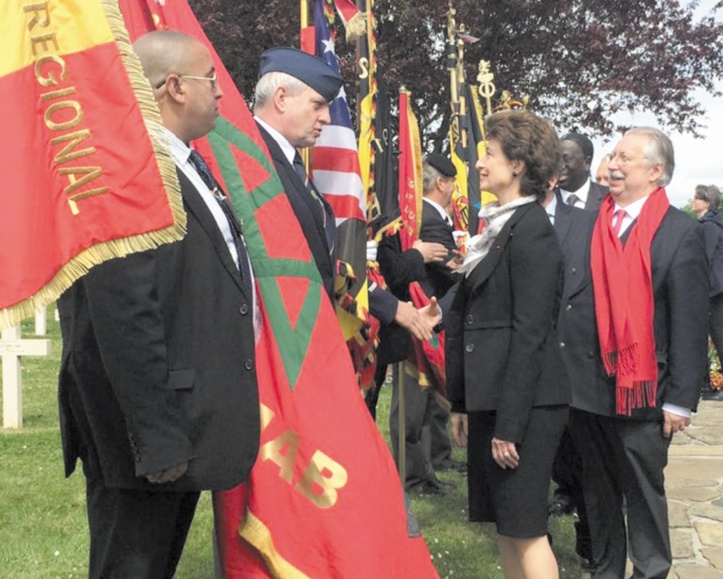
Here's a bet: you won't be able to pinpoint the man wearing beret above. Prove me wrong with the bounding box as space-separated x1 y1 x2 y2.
253 47 438 341
378 154 463 493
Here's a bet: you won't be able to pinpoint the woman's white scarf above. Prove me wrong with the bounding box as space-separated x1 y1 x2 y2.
459 196 536 277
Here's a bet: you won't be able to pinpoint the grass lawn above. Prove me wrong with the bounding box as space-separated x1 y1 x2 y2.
0 307 585 578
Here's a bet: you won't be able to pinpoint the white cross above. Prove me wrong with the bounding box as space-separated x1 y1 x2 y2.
1 325 52 429
35 307 47 336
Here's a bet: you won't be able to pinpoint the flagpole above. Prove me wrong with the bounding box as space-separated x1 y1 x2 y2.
300 0 309 28
300 0 310 169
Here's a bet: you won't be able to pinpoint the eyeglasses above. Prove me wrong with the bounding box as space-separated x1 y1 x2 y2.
155 73 218 90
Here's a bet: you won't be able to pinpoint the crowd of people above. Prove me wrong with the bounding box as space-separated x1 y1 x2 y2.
373 112 717 578
54 28 720 579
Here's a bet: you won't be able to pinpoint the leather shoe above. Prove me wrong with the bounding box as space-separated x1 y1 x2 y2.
702 387 723 401
408 481 444 496
435 459 467 474
436 479 456 491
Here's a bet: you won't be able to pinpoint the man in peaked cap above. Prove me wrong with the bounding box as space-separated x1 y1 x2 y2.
378 154 464 493
253 47 439 341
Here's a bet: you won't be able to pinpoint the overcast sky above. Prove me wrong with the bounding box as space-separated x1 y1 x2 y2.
590 0 722 208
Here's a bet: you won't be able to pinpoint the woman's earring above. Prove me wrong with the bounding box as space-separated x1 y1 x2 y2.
512 170 519 177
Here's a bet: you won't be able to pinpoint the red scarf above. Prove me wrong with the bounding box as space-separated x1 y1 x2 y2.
590 188 669 415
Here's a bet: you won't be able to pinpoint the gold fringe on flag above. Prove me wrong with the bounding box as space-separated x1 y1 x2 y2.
343 10 367 41
0 0 185 332
240 510 312 579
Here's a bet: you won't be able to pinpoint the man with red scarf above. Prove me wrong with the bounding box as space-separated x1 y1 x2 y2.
569 127 708 578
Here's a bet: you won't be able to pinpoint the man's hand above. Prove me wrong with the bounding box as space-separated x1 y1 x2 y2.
394 300 435 341
451 412 468 447
491 437 520 470
445 250 464 271
418 296 441 328
663 411 691 438
146 462 189 484
412 240 448 263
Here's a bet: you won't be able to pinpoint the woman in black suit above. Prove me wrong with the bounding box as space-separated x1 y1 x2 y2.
447 110 569 578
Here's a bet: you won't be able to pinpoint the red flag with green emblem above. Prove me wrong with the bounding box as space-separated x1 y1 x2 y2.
118 1 438 577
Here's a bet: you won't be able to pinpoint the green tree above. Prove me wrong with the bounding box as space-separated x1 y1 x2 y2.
190 0 723 146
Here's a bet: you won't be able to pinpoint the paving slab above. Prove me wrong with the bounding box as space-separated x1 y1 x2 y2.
701 547 723 569
673 565 723 579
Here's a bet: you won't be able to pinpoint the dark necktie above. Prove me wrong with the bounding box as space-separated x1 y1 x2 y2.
188 150 253 298
567 193 581 207
293 152 310 190
293 152 334 256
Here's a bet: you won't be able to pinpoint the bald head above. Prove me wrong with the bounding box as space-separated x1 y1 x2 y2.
133 31 222 144
133 31 201 89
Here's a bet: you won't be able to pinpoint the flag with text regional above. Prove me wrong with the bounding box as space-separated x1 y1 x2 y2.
118 1 438 577
0 0 185 331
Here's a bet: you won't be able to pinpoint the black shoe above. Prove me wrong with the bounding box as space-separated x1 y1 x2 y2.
435 479 456 491
702 387 723 401
435 459 467 474
548 493 575 517
408 481 444 496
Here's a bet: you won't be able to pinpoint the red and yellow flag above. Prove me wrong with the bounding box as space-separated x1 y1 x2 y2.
0 0 185 331
397 88 423 252
118 1 438 577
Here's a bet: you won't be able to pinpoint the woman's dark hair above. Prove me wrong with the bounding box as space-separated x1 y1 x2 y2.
695 184 722 213
485 110 561 201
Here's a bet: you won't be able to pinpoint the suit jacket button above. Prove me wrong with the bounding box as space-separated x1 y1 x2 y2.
465 343 475 353
245 359 254 370
565 304 572 311
570 267 577 275
240 304 249 315
559 342 566 349
465 314 474 325
587 351 595 359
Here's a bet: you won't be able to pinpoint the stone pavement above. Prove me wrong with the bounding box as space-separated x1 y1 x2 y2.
666 399 723 578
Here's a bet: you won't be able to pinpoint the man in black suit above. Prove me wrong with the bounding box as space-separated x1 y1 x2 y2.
417 154 464 472
57 31 260 578
542 182 598 565
559 132 608 211
549 131 607 524
252 47 437 341
379 155 462 492
570 127 708 578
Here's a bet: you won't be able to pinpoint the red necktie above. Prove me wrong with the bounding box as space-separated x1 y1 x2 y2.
612 209 627 237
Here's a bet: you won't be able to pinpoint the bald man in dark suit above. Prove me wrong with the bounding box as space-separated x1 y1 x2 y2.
58 32 260 578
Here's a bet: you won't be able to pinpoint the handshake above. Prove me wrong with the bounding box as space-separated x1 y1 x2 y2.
394 297 441 341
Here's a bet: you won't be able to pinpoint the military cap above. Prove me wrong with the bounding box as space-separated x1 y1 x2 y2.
259 47 343 102
424 153 457 178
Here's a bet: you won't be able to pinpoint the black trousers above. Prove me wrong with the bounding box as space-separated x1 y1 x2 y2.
389 363 439 489
86 476 200 579
570 409 672 579
710 293 723 363
422 394 453 470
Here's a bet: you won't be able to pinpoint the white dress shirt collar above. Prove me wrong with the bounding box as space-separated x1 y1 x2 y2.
254 116 298 166
545 193 558 225
560 177 591 208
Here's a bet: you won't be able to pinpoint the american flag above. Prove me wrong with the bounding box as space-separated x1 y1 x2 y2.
311 0 366 226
